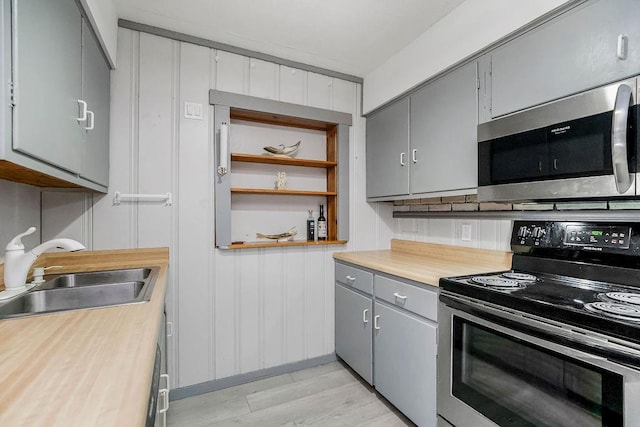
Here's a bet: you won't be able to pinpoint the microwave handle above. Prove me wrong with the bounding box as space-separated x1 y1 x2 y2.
611 83 633 194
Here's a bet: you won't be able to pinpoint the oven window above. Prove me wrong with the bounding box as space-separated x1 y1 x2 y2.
452 318 623 427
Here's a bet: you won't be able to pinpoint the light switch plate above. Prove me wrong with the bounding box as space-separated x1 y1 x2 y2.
184 102 203 120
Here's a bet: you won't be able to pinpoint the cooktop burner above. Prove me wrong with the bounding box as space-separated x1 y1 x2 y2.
603 292 640 305
502 272 537 281
470 276 522 288
584 301 640 321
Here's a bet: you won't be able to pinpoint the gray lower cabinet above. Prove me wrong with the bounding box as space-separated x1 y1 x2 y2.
1 0 110 191
366 98 410 199
335 261 374 384
335 283 373 385
374 301 437 427
482 0 640 120
335 260 438 426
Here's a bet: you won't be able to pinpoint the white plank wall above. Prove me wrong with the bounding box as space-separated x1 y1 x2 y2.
0 180 40 255
40 27 397 390
392 218 513 251
35 27 514 391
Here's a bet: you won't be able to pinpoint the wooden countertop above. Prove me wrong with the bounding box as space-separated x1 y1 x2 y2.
0 248 169 426
334 240 512 286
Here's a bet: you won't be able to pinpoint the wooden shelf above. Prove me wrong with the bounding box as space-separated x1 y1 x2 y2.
222 240 347 250
231 188 337 196
231 153 336 168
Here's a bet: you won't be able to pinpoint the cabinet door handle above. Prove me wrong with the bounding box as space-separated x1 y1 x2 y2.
374 315 381 330
553 158 559 170
412 149 417 163
158 389 169 413
617 34 628 60
345 275 355 282
400 152 405 166
85 110 95 131
76 99 87 122
393 292 407 301
161 373 170 390
362 309 369 323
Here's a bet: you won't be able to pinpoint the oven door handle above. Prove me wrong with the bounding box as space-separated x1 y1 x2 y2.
611 83 633 194
441 293 640 366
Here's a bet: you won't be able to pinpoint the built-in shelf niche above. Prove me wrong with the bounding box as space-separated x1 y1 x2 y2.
211 90 351 249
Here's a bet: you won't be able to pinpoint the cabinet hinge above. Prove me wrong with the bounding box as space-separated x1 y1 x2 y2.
8 81 15 108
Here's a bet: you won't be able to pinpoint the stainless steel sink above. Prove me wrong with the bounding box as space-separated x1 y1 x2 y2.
0 267 158 319
41 268 151 289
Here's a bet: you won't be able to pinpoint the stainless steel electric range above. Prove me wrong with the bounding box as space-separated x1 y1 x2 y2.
438 221 640 427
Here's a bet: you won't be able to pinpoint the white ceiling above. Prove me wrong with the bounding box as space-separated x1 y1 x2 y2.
115 0 467 77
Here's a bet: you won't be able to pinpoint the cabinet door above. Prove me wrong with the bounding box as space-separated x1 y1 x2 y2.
374 301 436 427
81 20 111 186
409 62 478 194
366 98 410 199
13 0 83 173
335 283 373 385
490 0 640 118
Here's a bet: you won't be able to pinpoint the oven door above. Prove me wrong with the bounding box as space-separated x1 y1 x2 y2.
438 294 640 427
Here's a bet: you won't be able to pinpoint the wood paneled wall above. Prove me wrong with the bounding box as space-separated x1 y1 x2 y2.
40 28 394 389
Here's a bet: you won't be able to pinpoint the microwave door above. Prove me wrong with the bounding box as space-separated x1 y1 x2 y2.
611 83 633 194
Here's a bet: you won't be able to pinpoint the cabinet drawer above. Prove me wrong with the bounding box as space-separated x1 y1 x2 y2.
335 262 373 295
374 275 437 321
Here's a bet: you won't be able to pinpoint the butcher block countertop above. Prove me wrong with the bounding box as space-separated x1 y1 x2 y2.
0 248 169 427
334 240 512 286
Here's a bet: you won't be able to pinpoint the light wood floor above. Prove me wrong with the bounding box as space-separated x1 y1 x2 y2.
167 361 415 426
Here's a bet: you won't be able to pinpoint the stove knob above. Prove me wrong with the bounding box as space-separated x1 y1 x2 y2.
532 227 545 239
517 226 529 238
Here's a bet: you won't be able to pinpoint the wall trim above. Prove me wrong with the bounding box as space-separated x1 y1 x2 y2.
118 19 363 85
170 353 337 401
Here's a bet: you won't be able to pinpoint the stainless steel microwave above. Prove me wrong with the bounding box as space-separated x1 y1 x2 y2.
477 78 639 202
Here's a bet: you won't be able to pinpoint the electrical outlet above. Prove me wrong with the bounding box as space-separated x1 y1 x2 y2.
461 223 473 242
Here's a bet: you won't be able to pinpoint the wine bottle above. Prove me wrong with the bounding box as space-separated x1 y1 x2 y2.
306 209 315 241
317 204 327 240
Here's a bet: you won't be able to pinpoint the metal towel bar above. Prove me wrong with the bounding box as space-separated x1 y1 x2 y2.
113 192 173 206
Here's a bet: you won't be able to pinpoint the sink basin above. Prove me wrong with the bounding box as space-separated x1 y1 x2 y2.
41 268 151 288
0 268 158 319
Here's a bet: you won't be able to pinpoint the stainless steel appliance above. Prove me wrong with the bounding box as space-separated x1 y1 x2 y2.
477 78 639 202
438 221 640 427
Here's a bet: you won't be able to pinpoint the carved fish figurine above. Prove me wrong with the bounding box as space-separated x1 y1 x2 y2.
263 141 301 157
256 226 297 242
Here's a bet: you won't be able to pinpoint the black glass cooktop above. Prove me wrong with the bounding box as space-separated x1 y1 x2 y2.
441 270 640 344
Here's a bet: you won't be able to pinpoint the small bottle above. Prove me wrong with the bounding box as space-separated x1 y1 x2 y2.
306 209 315 241
317 204 327 241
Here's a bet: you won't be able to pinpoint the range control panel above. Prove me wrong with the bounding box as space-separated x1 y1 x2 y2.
511 221 637 254
564 224 631 249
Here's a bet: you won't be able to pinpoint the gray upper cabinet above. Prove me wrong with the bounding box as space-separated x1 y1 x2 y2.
13 0 84 173
366 63 478 200
81 21 111 186
1 0 110 191
366 98 410 199
485 0 640 119
409 62 477 194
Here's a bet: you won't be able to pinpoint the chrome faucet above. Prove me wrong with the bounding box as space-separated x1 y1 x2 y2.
2 227 85 297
